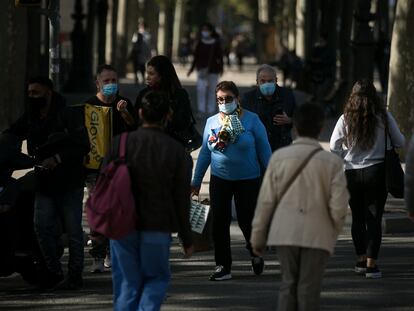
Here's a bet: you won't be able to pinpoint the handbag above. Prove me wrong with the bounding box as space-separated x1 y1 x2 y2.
384 119 404 198
189 196 210 234
175 110 203 152
189 197 213 252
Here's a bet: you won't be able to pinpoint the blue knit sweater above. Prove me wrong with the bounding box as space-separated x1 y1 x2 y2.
192 110 272 187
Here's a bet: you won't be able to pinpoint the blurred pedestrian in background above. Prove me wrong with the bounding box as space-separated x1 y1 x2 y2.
187 23 223 118
129 32 152 85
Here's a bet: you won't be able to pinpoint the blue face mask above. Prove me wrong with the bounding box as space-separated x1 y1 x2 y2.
218 101 238 114
102 83 118 97
259 82 276 96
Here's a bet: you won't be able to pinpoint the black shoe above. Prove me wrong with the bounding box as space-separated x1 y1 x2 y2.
354 260 367 274
38 271 64 290
209 266 232 281
54 274 83 290
251 257 264 275
366 265 382 279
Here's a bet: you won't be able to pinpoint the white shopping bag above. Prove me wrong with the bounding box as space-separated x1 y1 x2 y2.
189 197 210 234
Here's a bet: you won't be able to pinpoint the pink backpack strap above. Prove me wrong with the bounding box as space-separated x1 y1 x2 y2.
119 132 128 159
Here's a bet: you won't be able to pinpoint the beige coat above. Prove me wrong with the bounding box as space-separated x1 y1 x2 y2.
251 137 349 255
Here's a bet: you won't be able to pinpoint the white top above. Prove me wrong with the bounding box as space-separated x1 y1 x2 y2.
330 111 405 170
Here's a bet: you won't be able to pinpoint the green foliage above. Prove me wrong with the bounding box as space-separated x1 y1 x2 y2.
217 0 254 19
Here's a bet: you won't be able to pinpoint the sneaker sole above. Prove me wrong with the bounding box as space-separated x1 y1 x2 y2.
209 274 232 281
366 272 382 279
354 267 367 274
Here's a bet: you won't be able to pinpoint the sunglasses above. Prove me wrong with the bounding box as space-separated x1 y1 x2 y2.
217 96 234 104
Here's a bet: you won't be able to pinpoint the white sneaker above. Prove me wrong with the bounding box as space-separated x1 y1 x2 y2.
104 254 111 269
90 258 104 273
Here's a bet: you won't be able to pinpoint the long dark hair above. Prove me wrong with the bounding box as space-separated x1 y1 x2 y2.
146 55 182 98
343 79 386 150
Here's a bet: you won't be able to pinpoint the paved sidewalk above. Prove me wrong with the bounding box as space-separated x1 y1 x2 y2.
2 64 413 310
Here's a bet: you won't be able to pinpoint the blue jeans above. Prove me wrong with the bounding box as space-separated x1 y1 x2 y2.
110 231 171 311
33 188 84 276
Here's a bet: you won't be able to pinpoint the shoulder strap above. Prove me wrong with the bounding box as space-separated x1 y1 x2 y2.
119 132 128 160
266 146 322 236
278 147 323 204
383 113 394 150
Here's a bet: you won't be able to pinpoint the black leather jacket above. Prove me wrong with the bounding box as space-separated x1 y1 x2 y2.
4 93 90 194
241 86 296 151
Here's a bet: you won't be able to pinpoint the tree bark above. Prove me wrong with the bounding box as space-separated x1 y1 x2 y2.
97 0 108 66
339 0 355 85
86 0 96 80
115 0 127 76
157 0 168 56
0 2 28 130
352 0 375 82
143 0 160 54
172 0 186 61
296 0 317 62
387 0 414 139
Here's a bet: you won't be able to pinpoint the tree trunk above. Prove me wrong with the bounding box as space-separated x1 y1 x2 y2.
352 0 375 82
172 0 186 61
0 2 28 130
86 0 96 80
387 0 414 139
143 0 159 54
287 0 297 51
106 0 118 64
157 0 168 56
339 0 355 85
296 0 317 62
97 0 108 66
115 0 127 76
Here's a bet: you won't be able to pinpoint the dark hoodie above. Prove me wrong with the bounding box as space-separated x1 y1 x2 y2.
4 92 90 194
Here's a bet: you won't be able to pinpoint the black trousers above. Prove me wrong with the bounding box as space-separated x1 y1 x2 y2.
209 175 261 270
345 163 387 260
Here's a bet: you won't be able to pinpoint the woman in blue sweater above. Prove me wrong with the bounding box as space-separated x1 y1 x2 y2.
192 81 272 281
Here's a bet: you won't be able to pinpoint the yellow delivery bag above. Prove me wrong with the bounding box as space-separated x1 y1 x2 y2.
84 104 113 170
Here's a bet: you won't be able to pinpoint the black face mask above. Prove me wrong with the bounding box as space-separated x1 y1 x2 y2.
28 96 48 110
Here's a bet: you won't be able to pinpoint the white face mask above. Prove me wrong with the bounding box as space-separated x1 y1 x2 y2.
201 30 211 38
218 101 238 114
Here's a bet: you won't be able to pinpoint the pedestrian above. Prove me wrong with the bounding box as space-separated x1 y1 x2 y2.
191 81 272 281
135 55 196 150
84 64 136 274
231 33 248 72
187 22 224 118
330 79 405 278
129 32 152 85
251 103 349 311
242 64 296 152
110 91 193 311
4 77 90 290
405 134 414 222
